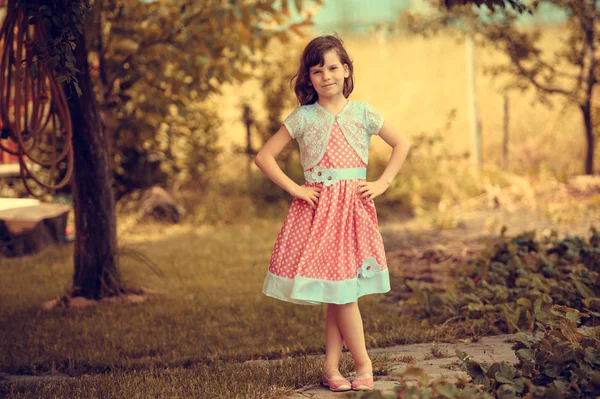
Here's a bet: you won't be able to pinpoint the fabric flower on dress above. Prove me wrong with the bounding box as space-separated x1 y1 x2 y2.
358 256 381 279
310 165 339 186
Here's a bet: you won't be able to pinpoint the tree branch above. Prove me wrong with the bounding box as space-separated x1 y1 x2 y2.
511 59 572 97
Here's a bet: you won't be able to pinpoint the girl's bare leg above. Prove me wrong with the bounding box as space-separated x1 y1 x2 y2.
334 301 372 379
323 303 345 378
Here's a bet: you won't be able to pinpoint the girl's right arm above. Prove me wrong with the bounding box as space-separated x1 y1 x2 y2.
254 125 321 209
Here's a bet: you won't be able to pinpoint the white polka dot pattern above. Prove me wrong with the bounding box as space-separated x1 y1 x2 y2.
267 122 388 285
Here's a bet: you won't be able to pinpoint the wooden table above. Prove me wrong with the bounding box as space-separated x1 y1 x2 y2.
0 203 72 258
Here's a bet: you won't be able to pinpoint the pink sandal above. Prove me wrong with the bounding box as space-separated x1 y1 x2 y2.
351 370 374 391
322 374 352 392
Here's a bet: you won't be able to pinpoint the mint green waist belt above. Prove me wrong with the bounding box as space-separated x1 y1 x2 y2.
304 166 366 186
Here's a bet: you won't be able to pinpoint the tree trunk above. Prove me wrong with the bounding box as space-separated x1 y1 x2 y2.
503 92 509 169
466 33 482 171
581 104 595 175
68 28 122 299
581 7 596 175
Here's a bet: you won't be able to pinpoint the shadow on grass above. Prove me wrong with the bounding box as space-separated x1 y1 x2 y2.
1 220 439 380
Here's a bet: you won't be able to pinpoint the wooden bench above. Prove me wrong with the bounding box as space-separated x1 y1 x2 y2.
0 200 71 258
0 161 38 179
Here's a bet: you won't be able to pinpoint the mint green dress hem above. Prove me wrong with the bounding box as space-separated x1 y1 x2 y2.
262 268 391 306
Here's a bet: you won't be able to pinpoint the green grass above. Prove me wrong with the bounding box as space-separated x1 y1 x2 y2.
0 357 334 399
0 352 398 399
0 218 441 398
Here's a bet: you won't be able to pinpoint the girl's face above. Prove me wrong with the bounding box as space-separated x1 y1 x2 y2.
308 49 349 100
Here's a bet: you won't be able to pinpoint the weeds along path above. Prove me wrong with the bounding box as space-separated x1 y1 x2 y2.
379 206 597 302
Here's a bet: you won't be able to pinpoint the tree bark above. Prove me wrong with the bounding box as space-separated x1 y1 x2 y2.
466 33 482 171
68 28 122 299
582 8 596 175
581 104 595 175
503 92 509 169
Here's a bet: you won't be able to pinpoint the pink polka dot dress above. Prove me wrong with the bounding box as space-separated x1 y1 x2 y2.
262 121 390 305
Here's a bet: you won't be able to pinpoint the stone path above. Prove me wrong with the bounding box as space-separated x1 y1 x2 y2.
286 332 537 398
0 333 521 393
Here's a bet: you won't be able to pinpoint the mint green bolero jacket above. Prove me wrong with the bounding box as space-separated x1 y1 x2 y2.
283 100 384 171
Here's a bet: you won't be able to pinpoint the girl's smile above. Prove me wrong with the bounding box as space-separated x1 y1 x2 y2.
309 50 349 98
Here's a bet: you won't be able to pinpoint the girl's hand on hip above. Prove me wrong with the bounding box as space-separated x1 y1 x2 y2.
357 180 389 203
291 185 322 209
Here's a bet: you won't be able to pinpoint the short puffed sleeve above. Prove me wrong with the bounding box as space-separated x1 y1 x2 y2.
283 107 304 139
364 102 384 136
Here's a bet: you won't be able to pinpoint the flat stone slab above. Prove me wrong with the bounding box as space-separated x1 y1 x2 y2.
0 202 71 257
287 333 535 398
0 373 72 385
0 197 40 211
0 163 20 178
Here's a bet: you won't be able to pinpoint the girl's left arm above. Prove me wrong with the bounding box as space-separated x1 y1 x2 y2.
375 121 411 188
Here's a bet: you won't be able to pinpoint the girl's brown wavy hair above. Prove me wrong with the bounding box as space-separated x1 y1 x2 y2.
290 34 354 106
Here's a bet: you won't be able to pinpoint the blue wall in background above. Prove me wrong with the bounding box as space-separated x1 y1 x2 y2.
310 0 567 34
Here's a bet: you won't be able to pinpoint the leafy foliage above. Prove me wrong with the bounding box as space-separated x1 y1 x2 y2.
18 0 90 97
386 306 599 398
247 44 305 206
505 306 600 397
402 229 600 334
444 0 530 14
84 0 320 192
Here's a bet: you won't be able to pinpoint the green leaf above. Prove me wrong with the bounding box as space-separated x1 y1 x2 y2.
512 378 526 393
499 362 517 379
435 384 457 398
572 279 595 299
534 296 542 315
468 303 484 311
517 297 532 308
566 311 580 322
66 62 81 74
196 56 210 64
486 362 501 378
46 55 60 70
34 42 48 53
74 82 82 97
52 15 63 28
496 375 515 384
40 5 52 16
42 18 52 31
553 379 568 391
466 360 485 379
516 348 534 362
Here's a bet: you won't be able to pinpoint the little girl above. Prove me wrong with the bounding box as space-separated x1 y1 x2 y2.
254 35 410 392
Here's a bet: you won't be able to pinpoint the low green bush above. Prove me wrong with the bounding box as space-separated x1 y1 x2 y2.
402 229 600 335
384 305 600 399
